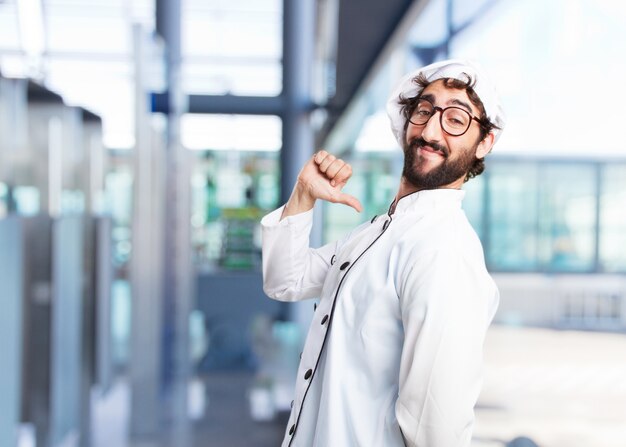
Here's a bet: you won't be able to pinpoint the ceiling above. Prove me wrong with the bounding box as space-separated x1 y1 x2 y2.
318 0 418 144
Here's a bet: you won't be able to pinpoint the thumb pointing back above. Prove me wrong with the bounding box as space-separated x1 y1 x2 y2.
335 192 363 213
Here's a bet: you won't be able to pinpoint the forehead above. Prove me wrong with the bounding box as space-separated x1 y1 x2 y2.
420 79 479 114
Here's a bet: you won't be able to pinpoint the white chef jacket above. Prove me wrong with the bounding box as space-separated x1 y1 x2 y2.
261 189 499 447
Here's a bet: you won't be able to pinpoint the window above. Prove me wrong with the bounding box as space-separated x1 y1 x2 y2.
182 0 282 96
537 164 597 272
599 164 626 272
486 161 539 271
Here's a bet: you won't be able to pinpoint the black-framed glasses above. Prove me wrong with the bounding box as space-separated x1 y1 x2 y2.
409 98 483 137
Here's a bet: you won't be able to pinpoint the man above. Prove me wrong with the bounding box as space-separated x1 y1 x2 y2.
261 59 506 447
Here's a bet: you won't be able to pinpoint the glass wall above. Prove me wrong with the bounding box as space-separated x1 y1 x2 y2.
600 164 626 272
536 163 597 272
486 161 540 271
103 152 134 368
485 160 603 273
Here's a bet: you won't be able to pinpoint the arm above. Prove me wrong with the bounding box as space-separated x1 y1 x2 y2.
261 150 362 302
395 248 499 447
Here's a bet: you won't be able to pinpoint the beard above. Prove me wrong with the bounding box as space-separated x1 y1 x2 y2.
402 137 477 189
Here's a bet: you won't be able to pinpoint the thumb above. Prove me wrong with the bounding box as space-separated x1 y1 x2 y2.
335 192 363 213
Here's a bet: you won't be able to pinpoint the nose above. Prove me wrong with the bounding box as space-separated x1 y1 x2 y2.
421 109 444 143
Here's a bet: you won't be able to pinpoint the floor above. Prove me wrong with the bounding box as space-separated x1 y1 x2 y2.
473 326 626 447
193 372 288 447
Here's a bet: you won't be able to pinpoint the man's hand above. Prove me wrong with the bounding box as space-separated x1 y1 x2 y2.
281 150 363 220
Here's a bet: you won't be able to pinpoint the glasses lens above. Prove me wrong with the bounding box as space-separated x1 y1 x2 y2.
442 108 471 135
411 100 434 125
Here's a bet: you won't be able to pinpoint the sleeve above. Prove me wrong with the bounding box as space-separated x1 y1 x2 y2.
261 205 339 302
394 248 499 447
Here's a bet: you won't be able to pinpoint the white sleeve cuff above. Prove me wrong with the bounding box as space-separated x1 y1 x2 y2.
260 205 314 230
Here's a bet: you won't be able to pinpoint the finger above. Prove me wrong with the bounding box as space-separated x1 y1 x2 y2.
318 154 336 173
331 163 352 187
325 159 347 180
314 150 328 164
334 193 362 213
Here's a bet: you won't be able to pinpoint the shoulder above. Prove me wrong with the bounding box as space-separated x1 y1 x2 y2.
395 208 483 263
392 210 491 293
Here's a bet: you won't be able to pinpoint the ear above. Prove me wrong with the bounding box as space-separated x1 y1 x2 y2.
475 132 495 159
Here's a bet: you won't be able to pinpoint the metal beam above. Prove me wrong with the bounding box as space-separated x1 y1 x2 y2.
151 92 285 116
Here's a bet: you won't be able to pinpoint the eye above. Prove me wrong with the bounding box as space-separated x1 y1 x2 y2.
443 109 470 128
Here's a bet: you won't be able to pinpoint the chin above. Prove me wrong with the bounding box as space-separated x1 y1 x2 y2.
415 158 441 173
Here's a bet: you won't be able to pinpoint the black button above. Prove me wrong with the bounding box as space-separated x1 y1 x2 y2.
383 220 390 231
291 400 294 408
330 255 336 265
340 261 350 270
289 424 295 435
321 315 329 325
299 352 302 359
304 369 313 380
314 303 317 311
370 215 378 223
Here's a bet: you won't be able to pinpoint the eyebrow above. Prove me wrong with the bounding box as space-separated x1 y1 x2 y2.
419 93 474 114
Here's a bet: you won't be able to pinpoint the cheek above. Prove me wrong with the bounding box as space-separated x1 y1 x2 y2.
405 123 422 143
448 135 477 156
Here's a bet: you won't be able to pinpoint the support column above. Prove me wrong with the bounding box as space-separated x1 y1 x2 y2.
0 217 23 447
280 0 317 205
130 24 164 441
157 0 193 445
281 0 320 327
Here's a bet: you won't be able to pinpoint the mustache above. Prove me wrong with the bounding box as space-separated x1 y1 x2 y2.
410 138 449 157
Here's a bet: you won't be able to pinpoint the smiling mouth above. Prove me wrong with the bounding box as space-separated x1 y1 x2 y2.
420 145 441 153
417 144 446 158
410 138 448 157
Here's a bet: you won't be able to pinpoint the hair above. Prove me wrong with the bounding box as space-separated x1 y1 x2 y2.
398 72 501 181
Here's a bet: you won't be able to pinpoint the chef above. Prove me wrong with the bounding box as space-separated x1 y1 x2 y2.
261 59 506 447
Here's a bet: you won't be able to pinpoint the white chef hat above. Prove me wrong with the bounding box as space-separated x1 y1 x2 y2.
386 58 506 147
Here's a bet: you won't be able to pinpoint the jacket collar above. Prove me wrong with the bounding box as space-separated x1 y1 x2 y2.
388 188 465 216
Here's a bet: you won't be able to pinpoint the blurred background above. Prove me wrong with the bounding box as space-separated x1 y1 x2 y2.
1 0 626 446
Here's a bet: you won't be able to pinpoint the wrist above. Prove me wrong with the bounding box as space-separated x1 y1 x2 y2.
281 181 316 219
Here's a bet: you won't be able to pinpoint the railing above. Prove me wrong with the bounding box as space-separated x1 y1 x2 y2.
493 274 626 332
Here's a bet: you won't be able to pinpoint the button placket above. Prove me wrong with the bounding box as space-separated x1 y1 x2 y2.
287 219 391 446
